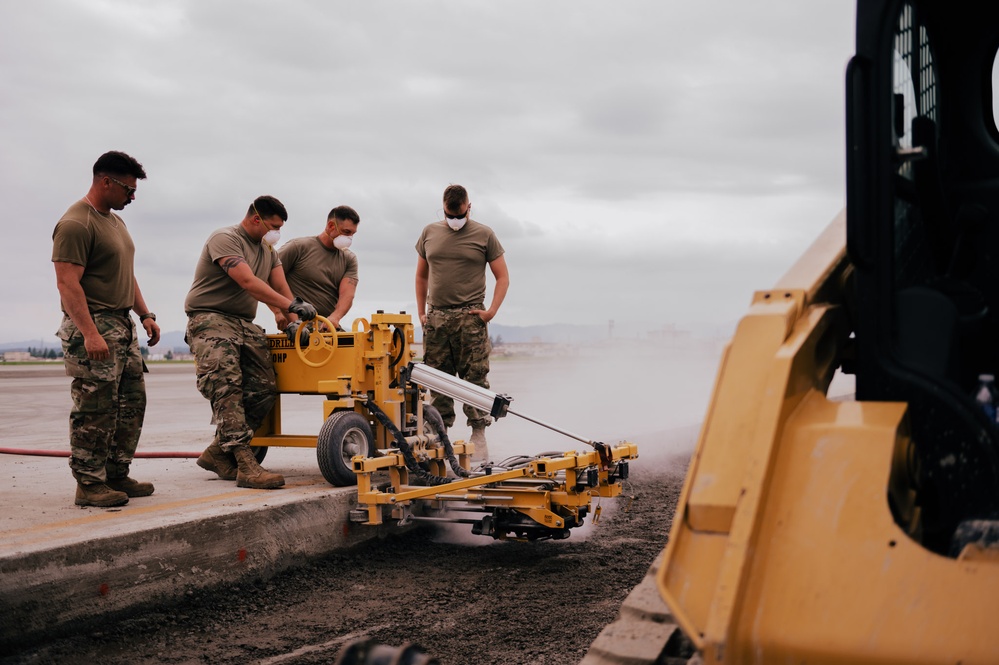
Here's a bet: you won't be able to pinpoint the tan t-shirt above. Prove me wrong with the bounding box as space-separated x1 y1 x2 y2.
415 219 504 307
279 236 358 317
51 200 136 312
184 224 282 320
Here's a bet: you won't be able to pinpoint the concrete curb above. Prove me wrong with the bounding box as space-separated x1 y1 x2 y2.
581 553 697 665
0 490 394 651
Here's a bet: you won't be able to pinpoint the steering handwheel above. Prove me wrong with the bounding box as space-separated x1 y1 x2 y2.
294 315 338 368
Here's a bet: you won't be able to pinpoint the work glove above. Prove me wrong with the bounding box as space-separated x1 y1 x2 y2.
284 321 312 346
288 297 317 321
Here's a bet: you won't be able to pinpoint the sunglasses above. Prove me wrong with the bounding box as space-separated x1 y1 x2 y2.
107 176 136 197
444 209 468 220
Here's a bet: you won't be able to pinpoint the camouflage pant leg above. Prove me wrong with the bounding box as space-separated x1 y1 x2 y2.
186 312 276 451
238 320 278 433
422 311 457 427
58 313 147 484
106 330 146 479
423 307 492 429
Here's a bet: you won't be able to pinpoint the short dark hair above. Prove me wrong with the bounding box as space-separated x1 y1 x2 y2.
328 205 360 225
93 151 146 179
249 195 288 221
443 184 468 211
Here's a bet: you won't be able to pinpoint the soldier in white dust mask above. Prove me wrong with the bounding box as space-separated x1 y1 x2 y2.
272 205 360 335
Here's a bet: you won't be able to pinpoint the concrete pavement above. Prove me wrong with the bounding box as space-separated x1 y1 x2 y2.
0 364 394 651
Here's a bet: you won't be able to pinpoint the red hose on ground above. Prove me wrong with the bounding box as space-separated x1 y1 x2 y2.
0 448 200 458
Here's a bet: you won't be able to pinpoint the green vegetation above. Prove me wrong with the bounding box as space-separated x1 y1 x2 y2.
0 360 61 366
25 347 62 359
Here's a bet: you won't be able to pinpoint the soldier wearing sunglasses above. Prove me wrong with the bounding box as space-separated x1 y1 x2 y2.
52 150 160 508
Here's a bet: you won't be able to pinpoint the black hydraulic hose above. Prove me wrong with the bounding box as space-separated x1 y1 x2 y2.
364 401 453 486
388 326 406 367
420 406 470 479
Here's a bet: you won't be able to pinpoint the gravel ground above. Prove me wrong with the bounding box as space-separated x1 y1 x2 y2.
3 457 688 665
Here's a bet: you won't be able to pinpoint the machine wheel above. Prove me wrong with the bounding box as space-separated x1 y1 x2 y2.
251 446 268 463
317 410 374 486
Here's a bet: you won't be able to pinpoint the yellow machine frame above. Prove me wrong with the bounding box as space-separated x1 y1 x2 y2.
252 311 434 453
351 443 638 539
250 310 638 541
656 215 999 664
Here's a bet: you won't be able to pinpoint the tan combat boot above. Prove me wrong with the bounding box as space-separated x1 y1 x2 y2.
470 426 489 463
232 445 285 489
197 439 238 480
107 476 155 497
75 482 129 507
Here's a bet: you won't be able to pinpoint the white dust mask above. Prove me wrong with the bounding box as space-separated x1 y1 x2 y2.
253 203 282 246
333 235 352 250
445 206 469 231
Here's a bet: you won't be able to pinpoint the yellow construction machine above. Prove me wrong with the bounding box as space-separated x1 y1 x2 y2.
656 1 999 662
249 311 638 542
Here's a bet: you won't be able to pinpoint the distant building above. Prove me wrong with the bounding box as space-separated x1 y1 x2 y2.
495 341 575 357
3 351 32 362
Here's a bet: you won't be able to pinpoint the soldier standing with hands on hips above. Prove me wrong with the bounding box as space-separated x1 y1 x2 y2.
52 150 160 508
415 184 509 462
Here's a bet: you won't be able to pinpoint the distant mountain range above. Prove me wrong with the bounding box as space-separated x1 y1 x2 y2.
2 321 725 355
0 331 188 354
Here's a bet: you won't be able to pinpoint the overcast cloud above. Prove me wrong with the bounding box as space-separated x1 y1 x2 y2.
0 1 855 343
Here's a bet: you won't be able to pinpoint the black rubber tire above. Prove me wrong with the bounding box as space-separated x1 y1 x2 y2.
317 410 374 486
251 446 268 464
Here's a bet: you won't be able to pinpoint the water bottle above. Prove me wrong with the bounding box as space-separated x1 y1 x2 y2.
974 374 997 422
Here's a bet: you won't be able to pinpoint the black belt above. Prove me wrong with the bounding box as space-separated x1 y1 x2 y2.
94 308 131 317
430 303 480 311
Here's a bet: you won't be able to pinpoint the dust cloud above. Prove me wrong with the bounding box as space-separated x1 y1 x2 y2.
3 336 724 466
473 337 722 464
270 335 723 467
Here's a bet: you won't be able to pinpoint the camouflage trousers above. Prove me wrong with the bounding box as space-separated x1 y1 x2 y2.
57 311 147 484
185 311 276 452
422 304 492 429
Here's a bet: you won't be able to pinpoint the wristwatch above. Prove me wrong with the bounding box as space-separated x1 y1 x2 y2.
139 313 157 322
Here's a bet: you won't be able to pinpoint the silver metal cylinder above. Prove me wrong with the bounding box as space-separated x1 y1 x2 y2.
408 362 511 418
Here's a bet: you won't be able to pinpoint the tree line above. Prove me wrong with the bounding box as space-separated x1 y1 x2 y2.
26 347 63 359
19 346 172 360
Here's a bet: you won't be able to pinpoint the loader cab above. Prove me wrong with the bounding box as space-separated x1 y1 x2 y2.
847 0 999 552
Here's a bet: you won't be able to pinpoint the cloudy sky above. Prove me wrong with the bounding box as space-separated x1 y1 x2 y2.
1 1 855 345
